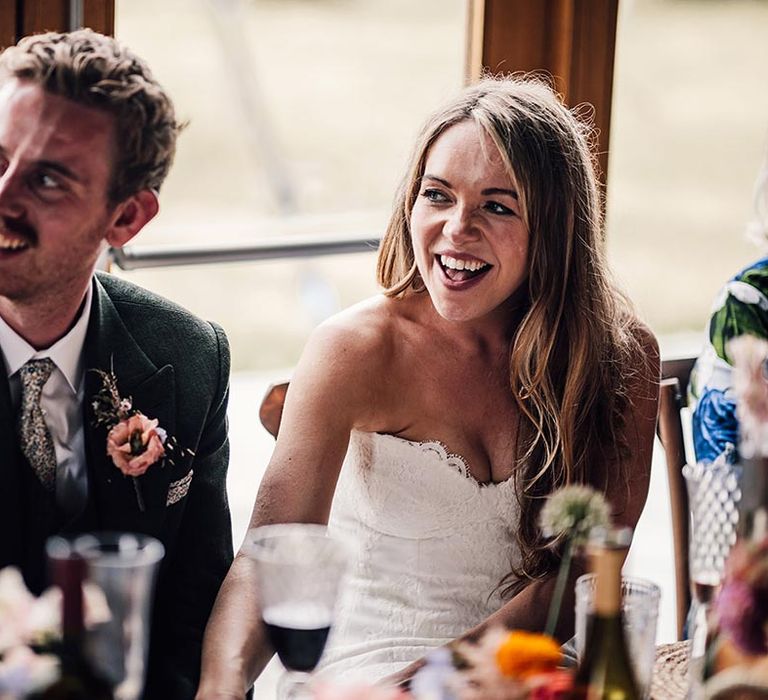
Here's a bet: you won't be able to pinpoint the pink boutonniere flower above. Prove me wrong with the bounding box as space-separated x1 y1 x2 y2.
90 368 192 511
106 413 166 478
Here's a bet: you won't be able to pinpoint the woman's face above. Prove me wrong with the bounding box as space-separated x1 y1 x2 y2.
410 120 530 324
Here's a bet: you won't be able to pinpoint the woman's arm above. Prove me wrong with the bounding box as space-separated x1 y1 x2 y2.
385 324 661 687
196 315 386 699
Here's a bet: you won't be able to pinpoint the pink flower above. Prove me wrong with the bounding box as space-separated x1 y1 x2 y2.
106 413 166 477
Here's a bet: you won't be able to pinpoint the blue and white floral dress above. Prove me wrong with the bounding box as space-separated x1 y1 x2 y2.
689 257 768 464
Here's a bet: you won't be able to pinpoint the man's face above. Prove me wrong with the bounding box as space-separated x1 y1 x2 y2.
0 78 117 306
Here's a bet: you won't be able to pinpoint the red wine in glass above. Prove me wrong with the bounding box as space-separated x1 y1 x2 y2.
263 602 332 673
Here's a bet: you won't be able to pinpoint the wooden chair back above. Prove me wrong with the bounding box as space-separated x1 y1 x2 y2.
259 381 289 439
657 356 697 640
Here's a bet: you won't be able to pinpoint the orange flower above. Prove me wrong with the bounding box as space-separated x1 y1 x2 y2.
495 631 562 679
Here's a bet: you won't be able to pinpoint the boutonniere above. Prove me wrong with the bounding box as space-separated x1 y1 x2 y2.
90 368 193 511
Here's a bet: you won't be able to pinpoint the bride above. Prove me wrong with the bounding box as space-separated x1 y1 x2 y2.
196 76 659 697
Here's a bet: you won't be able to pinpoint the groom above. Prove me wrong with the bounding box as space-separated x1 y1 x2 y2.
0 30 233 699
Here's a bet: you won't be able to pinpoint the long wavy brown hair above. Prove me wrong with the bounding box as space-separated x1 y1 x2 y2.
377 75 643 593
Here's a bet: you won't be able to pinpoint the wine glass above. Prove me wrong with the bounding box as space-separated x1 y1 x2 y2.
244 524 349 700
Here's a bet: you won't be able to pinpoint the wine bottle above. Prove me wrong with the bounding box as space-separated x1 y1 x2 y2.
573 528 641 700
33 538 113 700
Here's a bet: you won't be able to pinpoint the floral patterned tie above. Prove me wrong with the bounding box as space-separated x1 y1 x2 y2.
17 358 57 491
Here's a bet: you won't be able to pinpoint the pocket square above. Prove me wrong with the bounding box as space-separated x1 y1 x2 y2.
166 470 193 506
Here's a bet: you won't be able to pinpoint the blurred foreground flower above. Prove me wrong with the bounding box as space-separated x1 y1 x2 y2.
0 566 112 698
715 537 768 655
729 334 768 457
454 627 571 700
539 485 611 635
0 646 59 699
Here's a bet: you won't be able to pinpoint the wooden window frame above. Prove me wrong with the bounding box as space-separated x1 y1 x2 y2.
0 1 114 49
466 0 619 184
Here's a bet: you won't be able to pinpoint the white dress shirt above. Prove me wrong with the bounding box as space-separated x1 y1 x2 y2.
0 284 93 518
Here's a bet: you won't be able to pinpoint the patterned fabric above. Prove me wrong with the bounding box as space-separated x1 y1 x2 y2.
166 470 193 506
16 358 57 490
689 257 768 464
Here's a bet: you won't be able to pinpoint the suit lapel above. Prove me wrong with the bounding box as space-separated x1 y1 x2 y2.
0 371 24 569
82 277 176 535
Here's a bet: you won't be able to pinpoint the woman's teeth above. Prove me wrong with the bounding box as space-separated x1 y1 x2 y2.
439 254 488 273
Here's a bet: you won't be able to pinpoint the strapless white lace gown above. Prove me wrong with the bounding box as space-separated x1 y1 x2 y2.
317 430 521 684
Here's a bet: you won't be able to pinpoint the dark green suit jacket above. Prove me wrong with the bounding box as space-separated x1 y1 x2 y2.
0 272 234 699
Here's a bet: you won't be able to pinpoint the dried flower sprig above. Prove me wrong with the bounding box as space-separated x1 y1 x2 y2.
539 485 611 636
90 368 193 511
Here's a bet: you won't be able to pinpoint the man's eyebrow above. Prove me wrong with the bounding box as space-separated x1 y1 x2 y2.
0 146 83 183
37 159 83 183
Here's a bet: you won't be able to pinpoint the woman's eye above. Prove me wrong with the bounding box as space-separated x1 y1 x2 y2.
484 200 515 216
421 188 449 203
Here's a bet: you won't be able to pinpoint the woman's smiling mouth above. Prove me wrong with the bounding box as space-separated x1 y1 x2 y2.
437 253 492 284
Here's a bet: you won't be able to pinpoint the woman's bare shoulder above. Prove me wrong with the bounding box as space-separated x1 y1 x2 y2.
313 294 400 349
295 295 405 388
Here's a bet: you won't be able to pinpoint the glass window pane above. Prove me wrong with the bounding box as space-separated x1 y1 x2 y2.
114 0 466 372
115 0 465 240
607 0 768 342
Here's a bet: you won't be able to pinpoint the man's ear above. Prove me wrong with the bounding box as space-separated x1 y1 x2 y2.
104 190 159 248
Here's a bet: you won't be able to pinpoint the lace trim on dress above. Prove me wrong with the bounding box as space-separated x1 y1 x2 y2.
375 432 512 488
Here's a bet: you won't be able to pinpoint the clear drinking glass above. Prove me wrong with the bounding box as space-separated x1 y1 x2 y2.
575 574 661 700
683 461 742 695
244 524 349 700
63 532 165 700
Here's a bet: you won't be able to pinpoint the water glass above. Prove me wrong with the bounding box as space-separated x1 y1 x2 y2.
575 574 660 700
244 524 349 700
62 532 165 700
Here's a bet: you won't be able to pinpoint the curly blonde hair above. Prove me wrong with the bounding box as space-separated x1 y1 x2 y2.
0 28 182 203
378 75 642 592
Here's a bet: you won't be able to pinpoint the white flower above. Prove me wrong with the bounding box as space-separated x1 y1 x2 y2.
539 484 611 547
729 335 768 458
0 646 59 695
0 568 58 653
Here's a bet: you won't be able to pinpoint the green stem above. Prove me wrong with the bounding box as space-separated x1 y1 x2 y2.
545 537 573 637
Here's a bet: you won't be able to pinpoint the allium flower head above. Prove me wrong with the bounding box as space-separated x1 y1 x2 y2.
539 485 611 548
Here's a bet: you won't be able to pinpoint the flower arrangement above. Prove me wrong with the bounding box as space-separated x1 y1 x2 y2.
91 368 192 510
539 484 611 635
453 628 572 700
0 567 109 698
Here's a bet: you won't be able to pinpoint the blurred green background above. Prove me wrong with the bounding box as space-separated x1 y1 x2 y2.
114 0 768 371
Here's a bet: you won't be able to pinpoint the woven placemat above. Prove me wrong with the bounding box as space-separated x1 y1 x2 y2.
651 640 690 700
